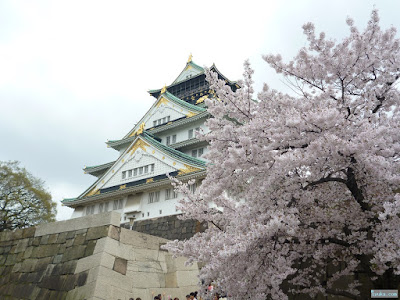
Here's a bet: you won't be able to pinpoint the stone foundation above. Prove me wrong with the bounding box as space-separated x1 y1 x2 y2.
0 212 200 300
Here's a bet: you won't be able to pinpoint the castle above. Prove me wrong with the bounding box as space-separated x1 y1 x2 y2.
62 56 238 238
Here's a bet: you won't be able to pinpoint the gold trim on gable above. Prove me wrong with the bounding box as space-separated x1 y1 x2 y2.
119 184 126 190
128 139 149 156
156 97 169 108
86 188 100 197
129 122 146 137
146 178 154 183
178 164 202 176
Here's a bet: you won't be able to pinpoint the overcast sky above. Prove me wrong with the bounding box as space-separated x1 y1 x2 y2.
1 0 399 220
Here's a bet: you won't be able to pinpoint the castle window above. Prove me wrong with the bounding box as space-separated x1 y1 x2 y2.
154 191 160 202
151 164 155 172
99 203 104 213
133 169 137 176
104 202 109 212
159 210 162 214
142 213 144 217
191 148 204 158
149 192 154 203
188 129 193 139
144 165 148 173
122 171 126 179
165 188 171 200
86 205 95 215
147 212 150 217
113 200 119 210
139 167 143 175
166 134 177 146
154 116 170 127
128 170 133 177
189 182 197 193
118 199 123 209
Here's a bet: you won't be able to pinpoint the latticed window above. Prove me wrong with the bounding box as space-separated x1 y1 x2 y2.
149 192 154 203
165 188 171 200
154 191 160 202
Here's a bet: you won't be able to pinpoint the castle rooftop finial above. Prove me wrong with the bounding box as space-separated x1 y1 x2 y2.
161 84 167 94
187 53 193 63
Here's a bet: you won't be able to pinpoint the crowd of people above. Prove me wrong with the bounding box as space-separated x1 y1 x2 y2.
128 290 227 300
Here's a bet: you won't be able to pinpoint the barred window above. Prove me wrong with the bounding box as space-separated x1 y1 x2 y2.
154 191 160 202
113 200 119 210
165 188 171 200
149 192 154 203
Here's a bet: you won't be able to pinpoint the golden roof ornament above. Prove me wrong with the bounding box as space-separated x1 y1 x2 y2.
161 85 167 94
187 53 193 63
136 122 145 135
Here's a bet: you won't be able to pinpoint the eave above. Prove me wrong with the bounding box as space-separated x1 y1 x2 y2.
107 111 210 151
83 161 116 177
62 169 206 208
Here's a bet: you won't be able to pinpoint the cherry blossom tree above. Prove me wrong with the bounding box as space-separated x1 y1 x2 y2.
166 10 400 300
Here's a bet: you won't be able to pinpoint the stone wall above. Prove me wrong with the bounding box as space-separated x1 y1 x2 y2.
0 212 200 300
128 214 207 240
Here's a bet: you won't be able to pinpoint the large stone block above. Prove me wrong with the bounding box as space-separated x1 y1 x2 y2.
176 270 199 287
113 257 127 275
65 281 96 300
96 266 133 292
62 245 86 262
128 261 163 273
120 228 169 250
94 237 133 260
130 271 163 289
86 226 109 241
11 283 36 299
73 233 87 246
35 212 121 237
35 256 53 271
108 225 120 241
165 272 178 288
14 238 29 253
31 244 60 258
133 248 160 262
75 252 114 274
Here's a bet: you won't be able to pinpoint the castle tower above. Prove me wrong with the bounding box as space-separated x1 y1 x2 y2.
62 56 238 239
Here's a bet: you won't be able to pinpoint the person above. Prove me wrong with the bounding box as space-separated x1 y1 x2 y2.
186 295 190 300
190 292 197 300
136 298 142 300
174 298 179 300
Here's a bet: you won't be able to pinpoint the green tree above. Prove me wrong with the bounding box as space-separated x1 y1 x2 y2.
0 161 56 231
